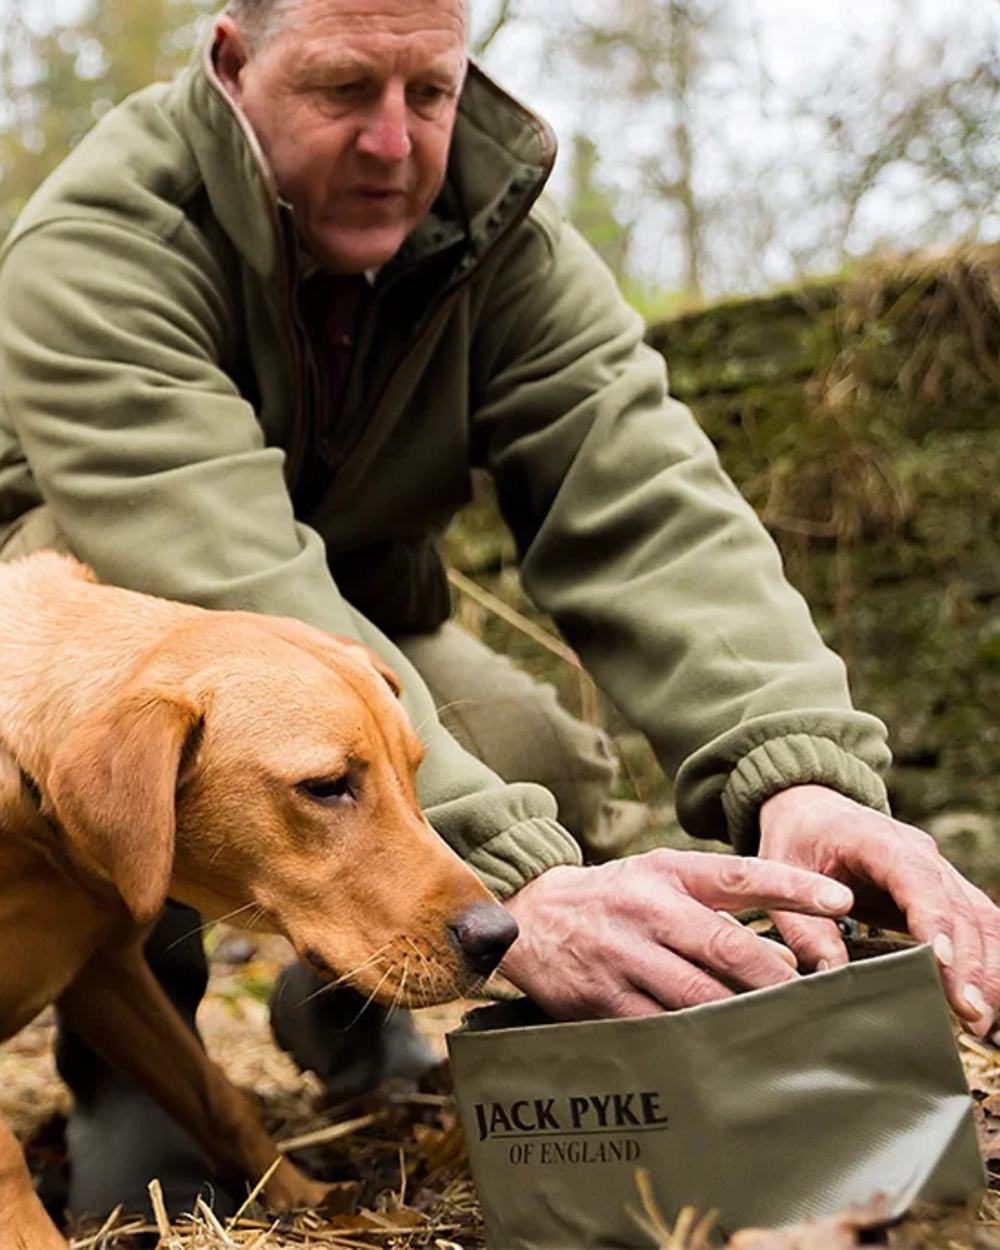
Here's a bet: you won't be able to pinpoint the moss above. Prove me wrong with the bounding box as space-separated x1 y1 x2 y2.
444 244 1000 880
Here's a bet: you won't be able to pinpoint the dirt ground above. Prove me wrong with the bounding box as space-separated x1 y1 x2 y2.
1 928 486 1249
5 927 1000 1250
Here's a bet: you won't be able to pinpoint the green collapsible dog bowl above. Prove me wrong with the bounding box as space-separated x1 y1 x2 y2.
447 944 984 1249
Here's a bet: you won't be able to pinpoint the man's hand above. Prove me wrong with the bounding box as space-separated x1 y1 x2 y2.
500 850 853 1020
759 784 1000 1036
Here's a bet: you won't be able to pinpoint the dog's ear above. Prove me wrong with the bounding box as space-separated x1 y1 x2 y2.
316 632 403 699
47 686 203 926
361 649 403 698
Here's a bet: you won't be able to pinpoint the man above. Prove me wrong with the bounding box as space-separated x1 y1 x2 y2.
1 0 998 1222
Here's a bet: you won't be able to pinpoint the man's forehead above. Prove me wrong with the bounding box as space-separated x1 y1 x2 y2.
294 44 466 80
287 0 466 42
276 0 468 75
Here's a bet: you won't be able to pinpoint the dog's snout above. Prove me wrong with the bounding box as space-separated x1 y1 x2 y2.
449 901 519 978
303 948 333 977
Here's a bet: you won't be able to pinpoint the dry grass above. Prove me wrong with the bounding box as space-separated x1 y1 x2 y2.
5 929 1000 1249
2 931 487 1250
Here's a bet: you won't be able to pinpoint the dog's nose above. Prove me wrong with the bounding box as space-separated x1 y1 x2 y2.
449 902 519 978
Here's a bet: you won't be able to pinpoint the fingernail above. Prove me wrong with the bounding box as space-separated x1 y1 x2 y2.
932 934 955 969
818 884 852 912
776 945 798 969
817 958 832 972
962 984 988 1019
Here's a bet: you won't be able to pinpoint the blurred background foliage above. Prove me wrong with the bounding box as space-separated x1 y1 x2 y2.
0 0 216 239
2 0 996 294
1 0 999 879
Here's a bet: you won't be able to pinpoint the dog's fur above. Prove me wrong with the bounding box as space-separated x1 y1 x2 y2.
0 552 507 1247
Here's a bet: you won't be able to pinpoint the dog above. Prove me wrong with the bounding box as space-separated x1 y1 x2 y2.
0 551 517 1248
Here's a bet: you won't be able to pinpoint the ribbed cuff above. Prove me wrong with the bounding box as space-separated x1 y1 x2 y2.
722 733 891 855
466 817 583 899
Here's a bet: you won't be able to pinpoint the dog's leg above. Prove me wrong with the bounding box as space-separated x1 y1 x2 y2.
57 945 330 1213
0 1115 66 1250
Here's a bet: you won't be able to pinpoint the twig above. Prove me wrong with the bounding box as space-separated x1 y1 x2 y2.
242 1223 281 1250
278 1112 381 1154
147 1178 173 1244
195 1195 236 1242
227 1155 282 1229
69 1207 142 1250
388 1092 453 1108
447 567 601 725
472 0 514 56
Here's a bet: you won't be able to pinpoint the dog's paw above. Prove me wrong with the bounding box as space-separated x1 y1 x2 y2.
263 1161 339 1213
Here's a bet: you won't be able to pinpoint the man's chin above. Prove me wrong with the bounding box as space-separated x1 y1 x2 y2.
306 226 411 275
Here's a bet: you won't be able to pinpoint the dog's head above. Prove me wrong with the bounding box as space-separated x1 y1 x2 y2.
45 613 517 1006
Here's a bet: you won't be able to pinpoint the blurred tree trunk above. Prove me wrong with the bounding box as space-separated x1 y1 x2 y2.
567 0 728 303
566 135 631 276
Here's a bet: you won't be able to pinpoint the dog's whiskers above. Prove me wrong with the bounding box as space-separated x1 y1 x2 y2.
244 905 266 932
298 941 395 1006
166 901 262 951
404 935 435 1008
342 962 396 1029
385 957 408 1022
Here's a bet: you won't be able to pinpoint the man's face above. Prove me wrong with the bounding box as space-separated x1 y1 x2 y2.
216 0 467 273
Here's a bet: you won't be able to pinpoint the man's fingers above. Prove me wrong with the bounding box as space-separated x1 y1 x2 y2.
865 843 987 1027
768 910 848 971
961 878 1000 1015
661 851 854 917
848 835 993 1030
579 981 666 1020
759 787 1000 1036
627 943 735 1011
652 897 801 992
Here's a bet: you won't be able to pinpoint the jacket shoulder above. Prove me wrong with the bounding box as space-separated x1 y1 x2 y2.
3 81 203 256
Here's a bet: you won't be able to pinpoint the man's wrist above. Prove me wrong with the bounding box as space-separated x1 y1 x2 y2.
721 734 891 855
760 783 860 832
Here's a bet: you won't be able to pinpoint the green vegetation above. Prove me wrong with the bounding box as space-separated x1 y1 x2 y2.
447 245 1000 884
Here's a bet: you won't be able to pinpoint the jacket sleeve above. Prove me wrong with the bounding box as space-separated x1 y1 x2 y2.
469 198 891 853
0 217 581 896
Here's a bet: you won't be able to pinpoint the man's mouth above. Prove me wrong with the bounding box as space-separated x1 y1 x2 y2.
353 187 407 200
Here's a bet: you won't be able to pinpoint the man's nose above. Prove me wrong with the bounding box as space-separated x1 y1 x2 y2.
357 83 412 163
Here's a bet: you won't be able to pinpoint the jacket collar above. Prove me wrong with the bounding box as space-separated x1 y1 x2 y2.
171 26 557 285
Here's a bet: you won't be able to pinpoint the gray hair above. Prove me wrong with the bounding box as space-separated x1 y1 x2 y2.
223 0 301 53
224 0 468 55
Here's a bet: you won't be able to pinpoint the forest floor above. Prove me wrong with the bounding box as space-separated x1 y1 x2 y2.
5 923 1000 1250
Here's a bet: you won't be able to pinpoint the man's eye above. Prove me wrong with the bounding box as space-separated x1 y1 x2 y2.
324 81 366 100
299 775 355 804
409 84 452 107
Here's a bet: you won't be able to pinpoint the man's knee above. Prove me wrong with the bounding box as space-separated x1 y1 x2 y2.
395 623 619 848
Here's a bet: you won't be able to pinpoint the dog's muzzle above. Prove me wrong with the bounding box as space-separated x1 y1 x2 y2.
449 901 519 979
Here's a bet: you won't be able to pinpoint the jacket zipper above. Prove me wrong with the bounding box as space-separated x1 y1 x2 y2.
278 211 313 491
323 166 555 483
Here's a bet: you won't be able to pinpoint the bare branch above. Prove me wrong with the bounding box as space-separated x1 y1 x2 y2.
472 0 515 58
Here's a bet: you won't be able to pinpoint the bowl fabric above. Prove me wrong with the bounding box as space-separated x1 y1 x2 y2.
448 945 983 1249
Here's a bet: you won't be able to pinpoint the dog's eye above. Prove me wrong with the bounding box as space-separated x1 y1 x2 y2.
299 775 355 804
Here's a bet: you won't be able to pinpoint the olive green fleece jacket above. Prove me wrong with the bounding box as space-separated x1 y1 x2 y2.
0 33 891 895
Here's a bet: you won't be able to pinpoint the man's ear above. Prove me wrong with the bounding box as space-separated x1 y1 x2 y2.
213 15 252 102
47 686 203 926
